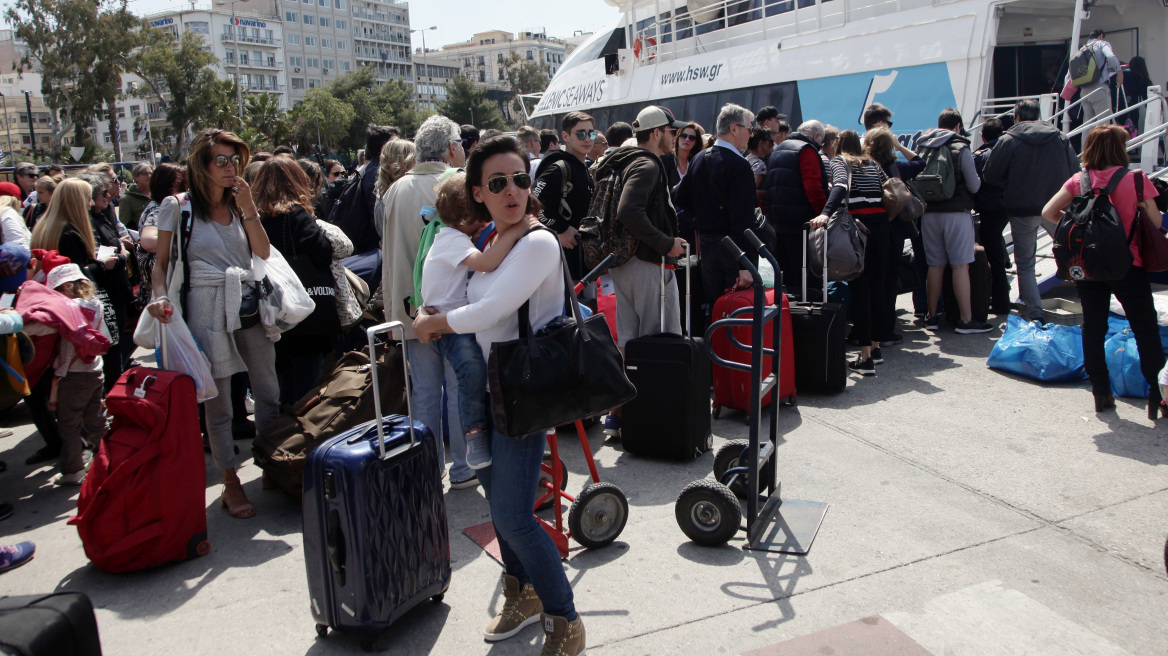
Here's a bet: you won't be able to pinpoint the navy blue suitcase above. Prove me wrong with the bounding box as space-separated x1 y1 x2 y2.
303 322 450 651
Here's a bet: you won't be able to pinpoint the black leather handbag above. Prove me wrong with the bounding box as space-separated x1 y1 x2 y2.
487 244 636 439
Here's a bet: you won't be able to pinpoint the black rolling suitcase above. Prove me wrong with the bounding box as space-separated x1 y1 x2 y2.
943 243 990 325
788 228 847 393
621 249 713 460
0 593 102 656
302 322 450 651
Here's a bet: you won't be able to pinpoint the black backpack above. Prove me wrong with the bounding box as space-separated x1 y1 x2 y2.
326 167 378 254
1053 168 1134 282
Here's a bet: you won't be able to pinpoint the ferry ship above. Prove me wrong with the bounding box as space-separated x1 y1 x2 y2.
525 0 1166 153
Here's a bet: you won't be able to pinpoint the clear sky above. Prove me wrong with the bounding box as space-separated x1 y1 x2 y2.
96 0 624 50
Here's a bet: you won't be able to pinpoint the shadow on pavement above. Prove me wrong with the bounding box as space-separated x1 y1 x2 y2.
303 602 450 654
1092 406 1168 466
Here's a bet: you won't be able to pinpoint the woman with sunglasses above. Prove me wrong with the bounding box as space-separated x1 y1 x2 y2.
413 135 585 656
146 128 277 520
666 121 706 244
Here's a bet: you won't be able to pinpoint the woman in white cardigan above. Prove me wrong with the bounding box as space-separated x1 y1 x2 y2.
413 135 585 655
145 129 276 520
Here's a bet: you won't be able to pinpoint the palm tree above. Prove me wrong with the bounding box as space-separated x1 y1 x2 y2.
244 93 290 145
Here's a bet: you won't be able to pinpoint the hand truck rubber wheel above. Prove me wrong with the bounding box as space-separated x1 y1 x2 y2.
713 440 775 498
675 479 741 546
568 482 629 549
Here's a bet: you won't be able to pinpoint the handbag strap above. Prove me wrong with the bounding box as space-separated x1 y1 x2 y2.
516 226 588 357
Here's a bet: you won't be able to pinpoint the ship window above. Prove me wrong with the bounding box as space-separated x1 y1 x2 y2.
685 93 719 131
717 89 755 115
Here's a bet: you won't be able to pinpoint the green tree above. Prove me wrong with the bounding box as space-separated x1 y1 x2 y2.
6 0 139 154
244 93 291 147
130 28 228 159
290 87 355 153
436 75 506 131
326 67 424 152
501 52 550 125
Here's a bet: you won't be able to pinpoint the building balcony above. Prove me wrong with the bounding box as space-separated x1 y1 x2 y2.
220 33 280 46
228 59 283 70
243 84 285 93
351 9 409 26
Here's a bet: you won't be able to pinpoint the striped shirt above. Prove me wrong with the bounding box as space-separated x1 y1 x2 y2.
823 157 888 217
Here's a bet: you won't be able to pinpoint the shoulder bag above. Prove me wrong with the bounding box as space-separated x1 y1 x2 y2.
1134 171 1168 273
487 229 636 439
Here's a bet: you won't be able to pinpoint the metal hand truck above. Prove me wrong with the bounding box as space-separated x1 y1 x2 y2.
674 230 827 553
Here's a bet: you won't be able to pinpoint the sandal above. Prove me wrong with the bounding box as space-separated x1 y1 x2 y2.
220 486 255 519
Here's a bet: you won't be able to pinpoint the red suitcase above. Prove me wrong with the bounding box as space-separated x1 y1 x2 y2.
69 367 209 573
710 287 796 417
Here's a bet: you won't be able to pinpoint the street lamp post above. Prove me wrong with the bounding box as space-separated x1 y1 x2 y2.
410 26 436 110
216 0 249 120
0 93 11 167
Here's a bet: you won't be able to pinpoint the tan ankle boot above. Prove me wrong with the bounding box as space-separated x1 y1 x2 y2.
539 612 585 656
483 574 542 642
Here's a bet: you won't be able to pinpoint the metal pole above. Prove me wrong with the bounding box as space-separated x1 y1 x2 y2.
24 91 35 160
421 31 430 110
1065 1 1086 135
0 94 11 166
147 124 157 166
228 4 244 120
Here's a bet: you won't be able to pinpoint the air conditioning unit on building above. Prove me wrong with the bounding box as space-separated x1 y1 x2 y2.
294 67 301 72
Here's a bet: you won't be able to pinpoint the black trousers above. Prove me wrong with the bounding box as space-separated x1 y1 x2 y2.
850 217 890 346
978 209 1012 310
26 373 61 452
1077 266 1166 395
699 233 744 320
773 231 822 300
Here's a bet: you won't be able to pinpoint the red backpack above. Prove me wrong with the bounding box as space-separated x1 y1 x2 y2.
69 368 209 573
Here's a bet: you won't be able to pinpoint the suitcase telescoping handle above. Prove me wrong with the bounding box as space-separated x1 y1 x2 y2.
657 243 692 337
802 222 829 303
366 321 416 461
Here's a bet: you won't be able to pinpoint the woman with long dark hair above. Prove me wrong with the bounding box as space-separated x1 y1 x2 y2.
137 163 186 310
413 135 585 655
1043 124 1162 416
145 128 276 519
254 156 336 405
812 129 889 375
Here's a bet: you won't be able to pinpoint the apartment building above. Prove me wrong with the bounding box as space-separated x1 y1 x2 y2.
274 0 414 105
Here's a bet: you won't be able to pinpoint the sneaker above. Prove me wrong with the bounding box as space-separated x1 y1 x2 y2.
449 473 479 490
0 541 35 574
848 356 876 376
870 348 884 365
53 470 86 486
955 319 994 334
539 613 586 656
465 430 492 470
484 574 543 642
879 334 903 347
923 315 940 330
601 415 621 438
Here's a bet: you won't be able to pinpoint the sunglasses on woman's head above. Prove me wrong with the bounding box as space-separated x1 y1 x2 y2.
211 154 242 168
485 173 532 194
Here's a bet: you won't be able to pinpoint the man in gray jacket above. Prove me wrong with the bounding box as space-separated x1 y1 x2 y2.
982 99 1080 321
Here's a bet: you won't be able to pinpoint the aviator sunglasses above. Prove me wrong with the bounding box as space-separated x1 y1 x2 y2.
485 173 532 194
212 154 242 168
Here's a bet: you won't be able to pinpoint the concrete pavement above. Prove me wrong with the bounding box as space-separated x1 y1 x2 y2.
1 290 1166 655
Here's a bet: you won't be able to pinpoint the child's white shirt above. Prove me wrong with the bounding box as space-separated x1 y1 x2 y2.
421 227 480 315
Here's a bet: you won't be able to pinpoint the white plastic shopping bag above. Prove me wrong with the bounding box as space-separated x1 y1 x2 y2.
156 314 218 402
254 247 315 333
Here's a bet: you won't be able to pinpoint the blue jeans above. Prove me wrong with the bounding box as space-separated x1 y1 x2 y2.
405 338 470 482
478 428 576 620
433 332 487 435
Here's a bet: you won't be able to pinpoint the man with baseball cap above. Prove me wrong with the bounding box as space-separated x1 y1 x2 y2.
595 104 688 439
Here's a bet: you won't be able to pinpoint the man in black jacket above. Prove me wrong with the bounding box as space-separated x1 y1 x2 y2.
982 99 1079 321
534 111 597 282
598 105 687 439
761 120 827 298
677 103 759 312
972 117 1012 314
347 124 397 255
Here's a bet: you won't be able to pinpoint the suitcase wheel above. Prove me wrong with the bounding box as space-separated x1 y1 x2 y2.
315 623 329 638
713 406 721 419
568 482 629 550
196 540 211 557
675 479 741 547
432 592 445 603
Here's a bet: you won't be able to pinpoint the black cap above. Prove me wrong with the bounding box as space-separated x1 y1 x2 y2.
756 106 787 123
